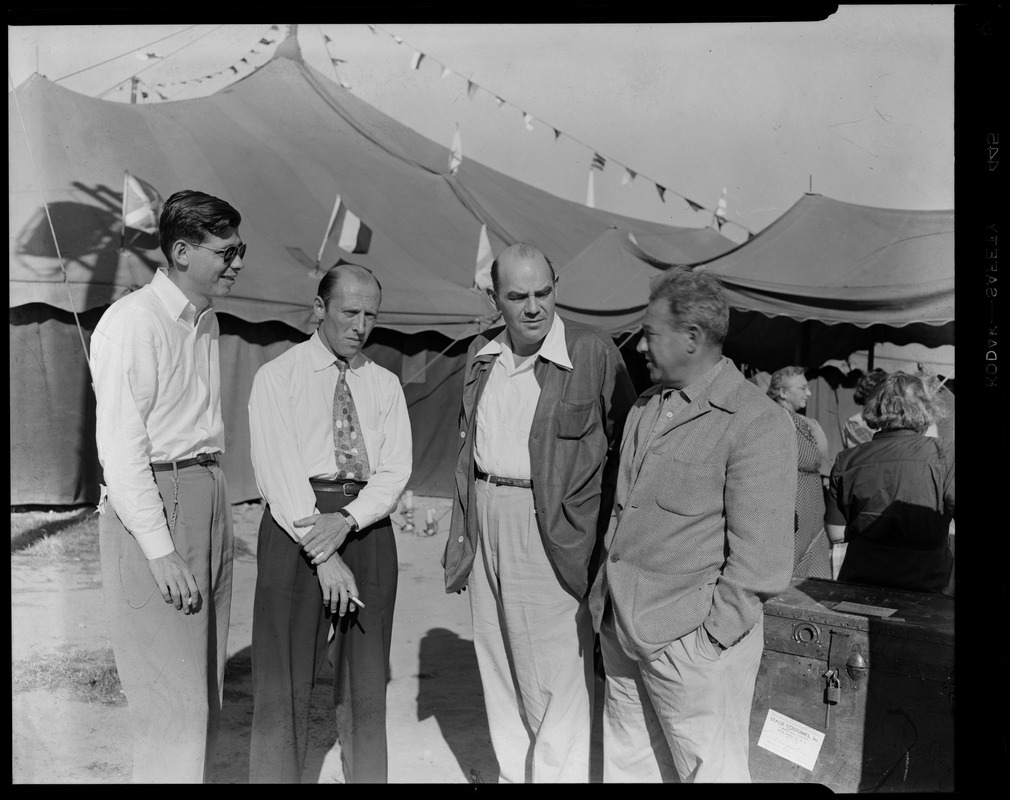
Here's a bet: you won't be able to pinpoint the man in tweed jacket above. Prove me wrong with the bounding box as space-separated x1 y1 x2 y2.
588 266 796 783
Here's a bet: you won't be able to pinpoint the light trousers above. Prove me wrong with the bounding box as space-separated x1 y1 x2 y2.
99 462 233 783
600 605 763 783
469 480 595 783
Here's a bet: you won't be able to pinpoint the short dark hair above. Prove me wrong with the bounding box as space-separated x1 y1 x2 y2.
159 190 242 264
648 265 729 347
863 372 947 434
490 242 556 293
317 263 382 304
854 368 888 405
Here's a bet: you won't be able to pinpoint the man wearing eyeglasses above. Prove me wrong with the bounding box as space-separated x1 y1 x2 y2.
91 189 245 783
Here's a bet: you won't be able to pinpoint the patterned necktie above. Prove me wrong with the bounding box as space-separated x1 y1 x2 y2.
333 360 371 480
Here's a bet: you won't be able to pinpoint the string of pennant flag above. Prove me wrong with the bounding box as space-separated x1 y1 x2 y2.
335 24 754 237
128 24 287 102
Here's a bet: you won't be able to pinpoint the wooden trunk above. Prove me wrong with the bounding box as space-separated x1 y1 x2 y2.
749 577 954 791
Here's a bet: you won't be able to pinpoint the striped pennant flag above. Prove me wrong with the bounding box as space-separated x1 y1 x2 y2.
316 194 372 269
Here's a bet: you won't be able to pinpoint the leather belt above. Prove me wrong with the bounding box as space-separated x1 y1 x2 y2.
310 478 366 496
476 470 532 489
150 452 219 472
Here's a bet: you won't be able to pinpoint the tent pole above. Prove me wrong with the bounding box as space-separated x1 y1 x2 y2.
867 326 876 371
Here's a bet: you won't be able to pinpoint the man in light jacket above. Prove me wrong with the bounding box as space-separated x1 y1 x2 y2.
588 265 796 783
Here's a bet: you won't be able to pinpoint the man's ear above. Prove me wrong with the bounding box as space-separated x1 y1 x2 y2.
171 239 189 268
312 295 325 321
486 287 500 310
685 324 702 353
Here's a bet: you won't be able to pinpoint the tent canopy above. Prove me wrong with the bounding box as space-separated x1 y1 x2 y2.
555 193 954 369
9 37 734 339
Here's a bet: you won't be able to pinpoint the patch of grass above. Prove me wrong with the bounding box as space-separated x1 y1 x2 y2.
12 648 125 706
11 511 101 562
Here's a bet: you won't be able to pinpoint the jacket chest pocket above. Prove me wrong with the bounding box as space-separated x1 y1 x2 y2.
652 459 724 516
556 400 597 439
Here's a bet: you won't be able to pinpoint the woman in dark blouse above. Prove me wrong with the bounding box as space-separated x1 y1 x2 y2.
826 372 954 594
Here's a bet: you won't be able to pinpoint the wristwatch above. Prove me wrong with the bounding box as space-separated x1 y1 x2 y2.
338 508 358 532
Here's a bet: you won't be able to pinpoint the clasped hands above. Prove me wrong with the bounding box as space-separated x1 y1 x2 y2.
295 511 359 617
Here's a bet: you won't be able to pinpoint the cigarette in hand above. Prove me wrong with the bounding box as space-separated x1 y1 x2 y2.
350 596 365 608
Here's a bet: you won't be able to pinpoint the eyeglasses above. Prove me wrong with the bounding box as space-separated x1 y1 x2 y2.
189 241 247 266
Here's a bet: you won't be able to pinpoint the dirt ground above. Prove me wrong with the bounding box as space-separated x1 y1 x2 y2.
13 497 580 784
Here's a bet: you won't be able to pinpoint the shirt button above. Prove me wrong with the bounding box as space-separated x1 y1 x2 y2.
666 411 673 418
610 553 620 562
460 431 466 438
458 536 464 543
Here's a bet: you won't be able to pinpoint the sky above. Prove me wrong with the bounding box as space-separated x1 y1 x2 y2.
8 9 955 244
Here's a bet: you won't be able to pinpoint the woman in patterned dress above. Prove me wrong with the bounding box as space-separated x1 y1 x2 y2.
768 366 832 579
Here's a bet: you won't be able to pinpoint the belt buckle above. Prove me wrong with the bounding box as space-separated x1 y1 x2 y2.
342 482 358 496
196 453 215 466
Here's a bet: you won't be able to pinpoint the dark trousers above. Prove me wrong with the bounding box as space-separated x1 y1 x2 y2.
249 490 397 783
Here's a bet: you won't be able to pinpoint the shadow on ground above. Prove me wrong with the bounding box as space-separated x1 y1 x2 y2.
417 627 498 783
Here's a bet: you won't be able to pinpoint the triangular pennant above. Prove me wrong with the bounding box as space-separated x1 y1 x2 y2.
495 96 505 108
523 113 534 131
324 34 333 44
410 51 424 70
441 66 453 79
553 128 562 141
656 184 667 202
473 224 494 291
715 187 728 219
122 172 163 235
393 35 403 44
258 38 272 46
621 168 637 186
449 125 463 175
367 25 377 35
466 80 478 101
590 152 606 172
685 198 704 212
230 66 238 74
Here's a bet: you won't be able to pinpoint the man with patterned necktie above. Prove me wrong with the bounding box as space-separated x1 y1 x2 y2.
247 263 412 783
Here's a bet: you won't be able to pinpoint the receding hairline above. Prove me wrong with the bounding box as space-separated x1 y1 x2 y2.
318 263 382 303
492 244 555 291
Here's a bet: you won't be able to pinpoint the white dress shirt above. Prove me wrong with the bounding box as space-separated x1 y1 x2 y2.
473 314 573 480
248 330 412 542
90 269 225 560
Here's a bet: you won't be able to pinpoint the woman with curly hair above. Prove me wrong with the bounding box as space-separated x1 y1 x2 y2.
768 366 832 579
842 368 888 449
826 372 954 593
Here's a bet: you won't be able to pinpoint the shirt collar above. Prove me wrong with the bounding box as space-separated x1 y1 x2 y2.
474 313 573 371
150 269 205 324
665 356 728 404
307 329 369 373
